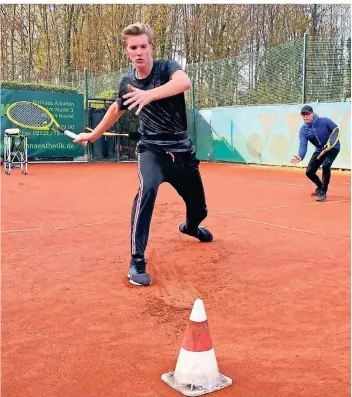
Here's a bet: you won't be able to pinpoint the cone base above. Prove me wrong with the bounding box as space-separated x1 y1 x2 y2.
161 371 232 397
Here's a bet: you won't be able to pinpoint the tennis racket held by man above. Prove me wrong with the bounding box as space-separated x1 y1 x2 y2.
317 127 340 160
85 127 129 137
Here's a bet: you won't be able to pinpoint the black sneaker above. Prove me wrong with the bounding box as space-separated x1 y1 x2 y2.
316 192 327 202
128 258 151 286
311 188 322 196
179 222 213 242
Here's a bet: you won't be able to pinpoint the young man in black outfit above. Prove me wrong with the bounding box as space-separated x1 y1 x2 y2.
74 23 212 286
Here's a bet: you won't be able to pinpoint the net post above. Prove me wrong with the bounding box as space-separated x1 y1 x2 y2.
302 32 308 104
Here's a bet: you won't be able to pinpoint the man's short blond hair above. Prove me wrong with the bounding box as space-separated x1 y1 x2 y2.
121 23 153 47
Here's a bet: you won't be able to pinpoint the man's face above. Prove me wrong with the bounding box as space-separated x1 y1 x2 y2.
124 34 153 68
301 112 314 123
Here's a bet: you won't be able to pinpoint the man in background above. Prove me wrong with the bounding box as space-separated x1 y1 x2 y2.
291 105 340 202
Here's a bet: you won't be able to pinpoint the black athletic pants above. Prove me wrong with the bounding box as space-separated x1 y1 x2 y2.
130 148 208 256
306 148 340 193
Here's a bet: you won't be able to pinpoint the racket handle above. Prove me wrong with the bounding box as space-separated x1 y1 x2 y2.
56 126 78 140
64 130 78 139
317 150 325 160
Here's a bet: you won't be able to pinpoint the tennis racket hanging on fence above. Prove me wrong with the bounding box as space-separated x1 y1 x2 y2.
6 101 79 140
317 127 340 159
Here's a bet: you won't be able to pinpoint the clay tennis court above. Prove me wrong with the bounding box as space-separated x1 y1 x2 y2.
2 162 350 397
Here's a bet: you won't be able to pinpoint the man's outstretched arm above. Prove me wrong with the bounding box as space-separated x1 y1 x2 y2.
74 102 125 144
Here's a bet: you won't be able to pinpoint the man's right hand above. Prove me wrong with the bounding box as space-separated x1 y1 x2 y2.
290 155 302 164
73 133 92 145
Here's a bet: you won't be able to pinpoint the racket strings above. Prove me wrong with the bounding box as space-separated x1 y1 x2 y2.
8 103 51 128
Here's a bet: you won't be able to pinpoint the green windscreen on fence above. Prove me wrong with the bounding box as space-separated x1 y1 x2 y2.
1 89 85 159
194 102 351 170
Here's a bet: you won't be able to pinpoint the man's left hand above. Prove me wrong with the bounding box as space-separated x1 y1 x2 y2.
123 84 154 116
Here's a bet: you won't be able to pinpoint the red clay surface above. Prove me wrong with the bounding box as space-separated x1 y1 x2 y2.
2 162 351 397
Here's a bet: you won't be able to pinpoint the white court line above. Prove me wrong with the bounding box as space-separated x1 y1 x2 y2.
1 220 129 234
1 227 42 234
1 201 349 235
53 220 129 230
216 199 349 215
283 177 350 185
206 163 351 185
209 162 351 177
211 176 349 191
214 213 350 240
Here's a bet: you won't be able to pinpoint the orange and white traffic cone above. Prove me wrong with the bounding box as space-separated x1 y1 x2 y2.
161 298 232 396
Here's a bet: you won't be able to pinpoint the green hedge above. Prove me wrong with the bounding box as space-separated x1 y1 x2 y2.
0 81 78 93
89 90 117 109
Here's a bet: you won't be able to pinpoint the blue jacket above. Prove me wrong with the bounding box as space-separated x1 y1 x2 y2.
298 114 339 159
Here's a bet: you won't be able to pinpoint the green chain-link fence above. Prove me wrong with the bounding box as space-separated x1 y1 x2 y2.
2 34 350 107
184 35 350 108
186 39 304 108
85 34 351 164
1 34 350 163
305 36 351 102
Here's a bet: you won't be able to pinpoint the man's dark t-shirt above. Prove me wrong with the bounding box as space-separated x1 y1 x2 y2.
116 59 193 153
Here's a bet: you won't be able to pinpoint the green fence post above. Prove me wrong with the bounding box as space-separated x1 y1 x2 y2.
84 67 89 125
302 32 308 104
191 76 197 149
84 67 91 162
116 135 120 163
